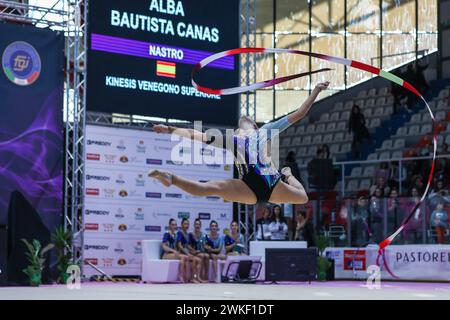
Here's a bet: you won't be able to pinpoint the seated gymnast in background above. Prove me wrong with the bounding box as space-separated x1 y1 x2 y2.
187 218 210 282
203 220 226 282
176 218 203 283
224 220 246 256
148 81 330 205
161 218 190 283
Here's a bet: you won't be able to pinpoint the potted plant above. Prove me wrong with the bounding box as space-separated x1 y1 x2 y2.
316 235 331 281
21 239 54 287
51 226 72 284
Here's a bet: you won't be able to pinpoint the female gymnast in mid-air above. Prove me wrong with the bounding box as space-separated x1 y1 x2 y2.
149 81 330 205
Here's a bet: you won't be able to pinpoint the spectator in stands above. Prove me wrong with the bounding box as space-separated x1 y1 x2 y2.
375 162 390 183
414 61 430 95
440 142 449 155
435 158 449 185
283 150 303 185
428 180 450 208
256 205 272 240
268 205 289 240
391 70 407 114
403 187 423 244
161 218 190 283
430 202 448 244
307 147 336 191
188 218 210 282
177 218 203 283
348 105 371 159
224 221 246 255
292 211 316 247
410 175 425 195
369 176 390 197
369 190 384 243
388 161 407 191
351 196 371 246
387 188 404 235
403 64 419 110
204 220 226 281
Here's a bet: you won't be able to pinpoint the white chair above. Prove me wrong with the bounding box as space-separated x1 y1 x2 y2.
320 113 330 122
369 118 380 128
420 124 432 135
306 124 315 134
329 144 340 154
337 122 346 131
295 126 305 135
410 114 421 123
409 125 419 135
340 143 351 153
393 139 405 149
380 140 393 150
344 100 354 110
379 151 390 160
375 97 386 106
437 99 448 110
368 88 377 97
367 153 378 161
316 123 326 133
330 112 340 121
436 111 447 122
363 166 375 177
312 135 322 144
323 134 333 143
363 109 372 118
378 87 389 96
350 167 362 177
326 123 336 132
438 89 449 99
303 136 312 144
335 132 344 142
357 90 367 99
359 179 371 190
286 127 296 135
346 180 358 192
374 107 384 117
386 96 394 105
340 111 350 121
365 98 375 107
141 240 180 283
392 151 403 159
292 137 302 146
396 127 407 136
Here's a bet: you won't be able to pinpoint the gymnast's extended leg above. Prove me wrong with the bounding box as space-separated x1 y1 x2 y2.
149 170 257 205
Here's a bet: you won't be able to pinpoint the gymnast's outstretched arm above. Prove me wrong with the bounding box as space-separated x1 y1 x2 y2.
288 81 329 124
260 82 329 137
153 124 208 143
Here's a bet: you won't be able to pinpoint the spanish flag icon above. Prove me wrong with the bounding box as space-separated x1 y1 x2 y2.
156 60 176 78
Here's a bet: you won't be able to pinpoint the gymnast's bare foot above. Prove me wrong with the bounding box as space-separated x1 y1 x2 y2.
148 169 173 187
281 167 292 178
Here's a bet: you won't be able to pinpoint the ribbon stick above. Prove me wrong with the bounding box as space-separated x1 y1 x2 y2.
192 47 438 277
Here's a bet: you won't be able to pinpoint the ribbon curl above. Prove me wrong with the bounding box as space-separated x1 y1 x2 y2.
192 47 438 277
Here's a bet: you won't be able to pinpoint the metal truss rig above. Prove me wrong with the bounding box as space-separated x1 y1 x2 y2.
239 0 257 246
0 0 87 277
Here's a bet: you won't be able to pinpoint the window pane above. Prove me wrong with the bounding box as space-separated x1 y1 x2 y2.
382 0 415 32
256 90 274 122
255 0 274 33
382 34 416 70
276 0 309 33
312 0 345 32
311 35 345 89
275 35 310 89
418 0 437 32
418 33 438 53
275 90 309 118
347 34 380 86
255 34 274 83
347 0 380 32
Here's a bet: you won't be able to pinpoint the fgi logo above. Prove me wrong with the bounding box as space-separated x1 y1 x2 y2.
2 41 41 86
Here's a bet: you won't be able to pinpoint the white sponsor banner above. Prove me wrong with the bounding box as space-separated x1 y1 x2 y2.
326 245 450 281
83 125 234 277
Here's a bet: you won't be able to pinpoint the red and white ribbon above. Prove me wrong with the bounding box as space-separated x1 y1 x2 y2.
192 47 438 276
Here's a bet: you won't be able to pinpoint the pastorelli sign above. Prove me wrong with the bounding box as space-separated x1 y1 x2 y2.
366 245 450 281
